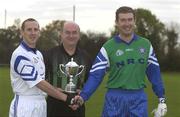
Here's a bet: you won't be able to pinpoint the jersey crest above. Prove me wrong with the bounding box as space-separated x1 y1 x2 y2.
139 47 146 54
116 49 124 56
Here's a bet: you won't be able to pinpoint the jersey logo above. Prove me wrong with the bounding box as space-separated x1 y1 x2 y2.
125 48 134 52
139 47 146 54
116 58 145 68
33 57 38 63
116 49 124 56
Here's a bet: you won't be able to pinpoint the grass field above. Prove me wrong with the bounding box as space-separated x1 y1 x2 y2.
0 66 180 117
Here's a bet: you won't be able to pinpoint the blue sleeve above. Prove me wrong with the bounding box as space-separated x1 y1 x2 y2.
80 47 109 101
146 46 165 98
146 64 165 98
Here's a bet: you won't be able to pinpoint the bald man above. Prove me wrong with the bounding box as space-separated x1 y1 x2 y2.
44 21 92 117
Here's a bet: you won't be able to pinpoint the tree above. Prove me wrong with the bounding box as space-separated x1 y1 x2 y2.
0 25 20 64
80 31 108 60
37 20 65 51
135 8 166 62
164 23 180 71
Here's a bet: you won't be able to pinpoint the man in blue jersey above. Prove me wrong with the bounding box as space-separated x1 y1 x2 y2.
75 6 167 117
9 18 77 117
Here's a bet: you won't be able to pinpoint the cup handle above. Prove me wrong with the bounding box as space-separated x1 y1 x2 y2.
75 65 84 77
59 64 67 76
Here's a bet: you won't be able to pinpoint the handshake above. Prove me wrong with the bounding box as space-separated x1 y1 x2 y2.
65 93 84 110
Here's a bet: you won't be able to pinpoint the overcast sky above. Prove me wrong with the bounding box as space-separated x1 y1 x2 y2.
0 0 180 34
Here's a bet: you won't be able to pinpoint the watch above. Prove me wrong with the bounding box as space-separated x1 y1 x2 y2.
159 98 166 103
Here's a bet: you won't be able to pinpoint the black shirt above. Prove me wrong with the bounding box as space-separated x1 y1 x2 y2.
44 44 92 117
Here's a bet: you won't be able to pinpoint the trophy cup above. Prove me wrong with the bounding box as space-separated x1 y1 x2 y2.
59 58 84 93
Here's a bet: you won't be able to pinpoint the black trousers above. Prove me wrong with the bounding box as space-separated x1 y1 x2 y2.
47 96 85 117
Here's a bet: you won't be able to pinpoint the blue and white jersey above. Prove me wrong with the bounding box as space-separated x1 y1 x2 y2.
10 41 46 96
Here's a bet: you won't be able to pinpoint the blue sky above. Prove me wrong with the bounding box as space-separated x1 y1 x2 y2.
0 0 180 34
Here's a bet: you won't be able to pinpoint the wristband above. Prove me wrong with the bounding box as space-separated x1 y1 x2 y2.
159 98 166 103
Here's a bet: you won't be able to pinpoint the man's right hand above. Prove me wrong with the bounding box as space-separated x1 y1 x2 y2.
65 93 76 105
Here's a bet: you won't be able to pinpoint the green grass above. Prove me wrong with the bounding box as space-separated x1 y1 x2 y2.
0 67 180 117
0 66 13 117
85 72 180 117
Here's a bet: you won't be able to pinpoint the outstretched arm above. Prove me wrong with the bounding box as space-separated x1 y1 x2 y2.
36 80 67 101
80 47 109 101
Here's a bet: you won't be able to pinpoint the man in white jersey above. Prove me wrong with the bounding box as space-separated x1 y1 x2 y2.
9 18 77 117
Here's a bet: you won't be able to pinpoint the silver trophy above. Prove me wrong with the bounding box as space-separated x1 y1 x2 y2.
59 58 84 93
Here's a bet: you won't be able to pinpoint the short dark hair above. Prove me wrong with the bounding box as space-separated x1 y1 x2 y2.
21 18 39 30
115 6 135 21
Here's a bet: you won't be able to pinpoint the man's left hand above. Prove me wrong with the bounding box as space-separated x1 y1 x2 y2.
152 98 167 117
